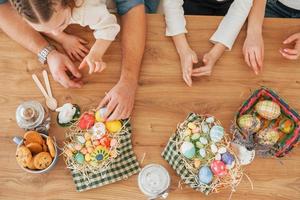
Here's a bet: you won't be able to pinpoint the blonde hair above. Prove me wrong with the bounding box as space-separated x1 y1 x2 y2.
10 0 76 23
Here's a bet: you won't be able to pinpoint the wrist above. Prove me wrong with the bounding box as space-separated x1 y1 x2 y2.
247 26 262 36
172 34 191 55
119 74 138 89
209 43 226 59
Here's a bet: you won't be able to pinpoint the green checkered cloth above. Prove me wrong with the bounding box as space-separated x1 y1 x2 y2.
70 120 141 192
161 113 212 195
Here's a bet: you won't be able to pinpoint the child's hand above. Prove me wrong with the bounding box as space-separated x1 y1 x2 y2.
179 48 198 87
79 39 111 74
280 32 300 60
192 43 226 77
243 32 264 75
61 33 89 62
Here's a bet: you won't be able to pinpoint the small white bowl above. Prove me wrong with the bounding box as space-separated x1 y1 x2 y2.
13 133 58 174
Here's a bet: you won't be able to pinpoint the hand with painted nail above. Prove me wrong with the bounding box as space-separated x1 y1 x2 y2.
60 33 89 61
243 32 264 75
179 47 198 86
192 43 226 78
47 50 83 88
280 32 300 60
79 39 112 74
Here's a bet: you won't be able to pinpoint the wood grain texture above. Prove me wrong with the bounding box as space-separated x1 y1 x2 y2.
0 14 300 200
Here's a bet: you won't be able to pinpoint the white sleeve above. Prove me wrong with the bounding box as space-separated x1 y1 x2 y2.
210 0 253 50
162 0 187 36
81 3 120 41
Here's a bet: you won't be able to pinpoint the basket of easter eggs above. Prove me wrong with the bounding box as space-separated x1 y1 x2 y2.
62 106 125 176
232 87 300 157
164 113 243 195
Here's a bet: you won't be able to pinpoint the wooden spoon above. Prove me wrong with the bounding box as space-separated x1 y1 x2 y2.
42 70 58 110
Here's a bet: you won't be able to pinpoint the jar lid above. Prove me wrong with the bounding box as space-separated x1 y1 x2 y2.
138 164 170 198
16 101 45 130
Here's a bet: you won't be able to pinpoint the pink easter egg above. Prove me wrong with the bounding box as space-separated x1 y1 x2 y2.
80 147 88 155
74 144 82 151
210 160 227 176
93 140 100 146
87 147 94 153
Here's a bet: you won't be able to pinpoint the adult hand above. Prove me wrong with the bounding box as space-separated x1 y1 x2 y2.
47 50 83 88
179 47 198 87
98 79 137 121
243 32 264 75
280 32 300 60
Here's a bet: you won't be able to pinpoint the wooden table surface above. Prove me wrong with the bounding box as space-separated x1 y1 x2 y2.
0 14 300 200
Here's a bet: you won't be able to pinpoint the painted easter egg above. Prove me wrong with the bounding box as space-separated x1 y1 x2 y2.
231 142 255 165
90 146 110 161
74 143 82 151
75 152 85 164
180 142 195 159
78 112 95 129
257 128 280 145
206 116 215 123
210 125 224 142
279 118 295 134
194 159 201 169
210 160 227 176
199 148 206 158
192 128 200 134
238 114 261 132
199 137 208 145
218 147 227 154
215 153 221 161
201 123 210 134
87 147 94 154
85 153 91 162
80 147 88 155
92 122 106 138
210 143 218 154
255 100 281 120
85 140 92 147
195 141 204 149
221 152 234 166
99 136 111 148
184 129 192 137
105 120 122 133
95 107 107 122
187 122 197 130
191 133 200 141
84 132 92 141
198 166 213 184
76 135 86 144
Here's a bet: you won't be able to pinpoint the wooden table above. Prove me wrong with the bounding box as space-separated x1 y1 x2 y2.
0 15 300 200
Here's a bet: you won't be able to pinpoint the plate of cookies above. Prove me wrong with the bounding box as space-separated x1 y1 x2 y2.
13 131 58 173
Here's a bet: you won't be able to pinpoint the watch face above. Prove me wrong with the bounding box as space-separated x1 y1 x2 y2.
38 45 55 64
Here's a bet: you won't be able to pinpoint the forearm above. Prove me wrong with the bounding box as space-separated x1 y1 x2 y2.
209 43 226 60
119 4 146 85
91 39 112 56
247 0 266 35
0 3 48 54
172 33 191 54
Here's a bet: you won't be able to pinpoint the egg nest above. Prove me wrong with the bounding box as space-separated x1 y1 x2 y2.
62 109 129 180
175 114 243 195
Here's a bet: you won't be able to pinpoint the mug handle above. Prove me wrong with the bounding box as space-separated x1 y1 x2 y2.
13 136 23 145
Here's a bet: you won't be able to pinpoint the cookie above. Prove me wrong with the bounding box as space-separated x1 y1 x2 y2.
33 152 52 170
26 142 43 154
16 145 32 168
27 158 36 170
24 131 43 146
42 139 48 152
46 137 56 158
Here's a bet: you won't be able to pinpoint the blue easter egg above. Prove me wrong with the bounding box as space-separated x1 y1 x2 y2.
198 166 213 184
221 152 234 165
75 152 85 164
210 125 224 142
180 142 195 159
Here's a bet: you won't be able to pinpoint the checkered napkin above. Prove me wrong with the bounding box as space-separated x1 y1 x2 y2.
70 120 141 192
161 113 212 195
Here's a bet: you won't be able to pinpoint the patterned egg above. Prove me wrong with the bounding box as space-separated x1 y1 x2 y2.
192 127 201 134
215 153 221 161
257 128 280 145
74 143 82 151
85 140 92 147
92 122 106 138
201 123 210 134
80 147 88 155
75 152 85 164
210 125 224 142
255 100 281 120
199 137 208 145
279 118 295 134
198 166 213 184
105 120 122 133
87 147 94 153
194 159 201 169
78 112 95 129
238 114 261 132
184 129 192 137
84 132 92 141
210 143 218 154
95 107 107 122
195 141 204 149
99 136 111 148
210 160 227 176
180 142 196 159
76 135 86 144
85 153 91 162
199 148 206 158
188 122 197 130
218 147 227 154
191 133 200 141
221 152 235 166
92 140 100 146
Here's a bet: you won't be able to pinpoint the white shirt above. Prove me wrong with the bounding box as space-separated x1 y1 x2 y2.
279 0 300 10
163 0 253 50
70 0 120 41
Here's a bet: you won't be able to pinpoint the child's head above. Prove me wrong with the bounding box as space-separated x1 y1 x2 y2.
10 0 75 35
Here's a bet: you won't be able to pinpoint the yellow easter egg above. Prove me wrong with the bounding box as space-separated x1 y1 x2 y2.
84 132 91 141
188 122 197 130
85 153 91 162
95 110 105 122
105 120 122 133
85 140 92 147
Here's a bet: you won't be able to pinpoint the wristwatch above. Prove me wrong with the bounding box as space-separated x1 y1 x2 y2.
38 45 56 64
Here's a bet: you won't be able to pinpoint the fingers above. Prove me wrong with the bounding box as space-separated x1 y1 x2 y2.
192 53 199 64
104 98 118 120
79 38 88 44
80 45 90 54
78 59 88 70
282 48 298 55
72 51 82 61
95 62 107 73
283 33 300 44
280 49 299 60
107 104 124 121
255 49 263 71
55 71 82 89
249 51 259 75
183 73 192 87
98 95 110 109
65 58 82 79
87 60 95 74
